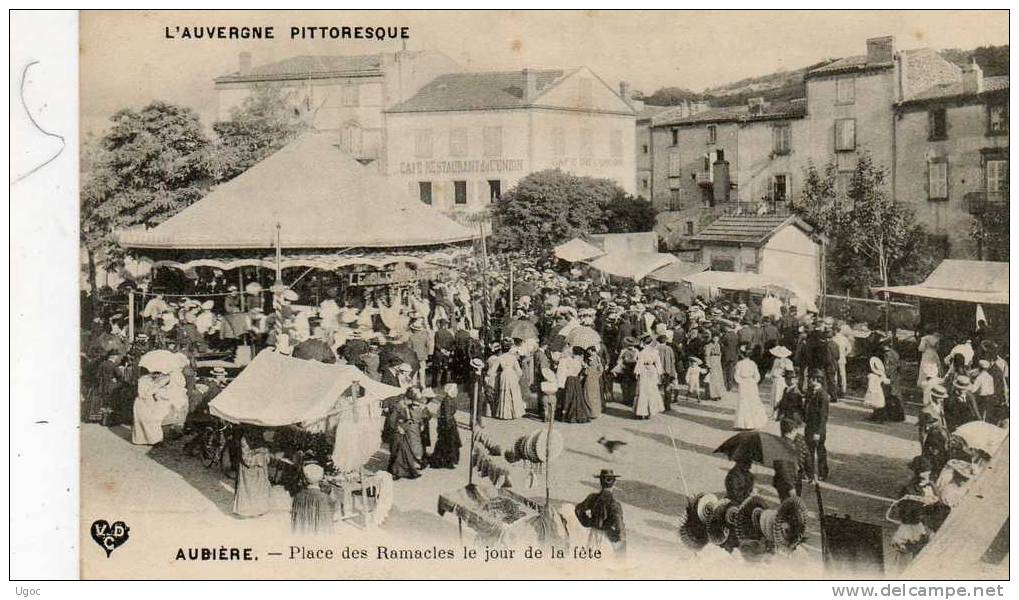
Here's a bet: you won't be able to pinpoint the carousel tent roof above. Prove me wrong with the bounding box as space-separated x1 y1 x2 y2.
872 259 1009 305
117 132 474 251
589 251 679 282
553 238 605 263
209 350 402 427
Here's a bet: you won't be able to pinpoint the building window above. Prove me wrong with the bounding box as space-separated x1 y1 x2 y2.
579 128 593 158
835 77 855 105
609 130 623 158
488 180 501 202
771 173 790 202
772 123 791 155
642 143 649 155
668 151 682 177
928 108 948 141
418 182 432 205
482 126 502 158
342 84 359 107
640 176 649 191
710 255 735 272
551 127 566 156
449 127 468 157
928 160 948 201
986 159 1008 200
835 119 856 152
578 78 593 106
707 125 717 144
671 128 679 146
684 220 694 235
414 129 433 159
667 190 682 211
987 103 1008 135
454 180 468 205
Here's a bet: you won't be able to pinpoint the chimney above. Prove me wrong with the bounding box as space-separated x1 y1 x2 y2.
619 81 631 100
523 68 538 102
238 51 252 76
748 96 766 115
962 61 984 94
866 36 895 64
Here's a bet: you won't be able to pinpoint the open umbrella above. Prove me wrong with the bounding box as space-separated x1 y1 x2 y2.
138 349 187 373
953 421 1007 456
503 319 539 340
564 325 601 349
714 431 798 467
292 339 337 364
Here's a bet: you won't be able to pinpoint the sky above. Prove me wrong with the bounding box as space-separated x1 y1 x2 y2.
80 10 1009 135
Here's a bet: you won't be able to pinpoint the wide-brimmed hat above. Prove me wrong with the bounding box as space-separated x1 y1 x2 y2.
470 357 485 371
623 336 638 347
211 367 228 377
595 469 620 480
689 356 703 365
410 319 426 331
929 384 948 400
869 356 886 376
302 463 324 483
953 375 972 389
769 346 792 358
201 300 215 310
282 289 299 302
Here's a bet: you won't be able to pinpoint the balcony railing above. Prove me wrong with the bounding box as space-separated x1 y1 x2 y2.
719 200 792 216
963 190 1008 214
695 171 713 187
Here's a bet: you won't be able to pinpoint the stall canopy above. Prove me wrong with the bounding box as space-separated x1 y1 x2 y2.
117 131 474 251
872 259 1008 305
683 270 816 310
589 252 679 282
646 260 706 283
553 238 605 263
209 351 402 427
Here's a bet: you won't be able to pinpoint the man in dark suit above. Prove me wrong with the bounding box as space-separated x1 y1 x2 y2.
720 324 740 391
803 368 830 482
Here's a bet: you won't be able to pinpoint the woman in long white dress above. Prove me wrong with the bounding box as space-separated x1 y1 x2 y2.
767 346 795 412
132 373 171 445
865 356 891 422
916 330 942 385
733 346 768 430
634 338 666 419
494 348 526 419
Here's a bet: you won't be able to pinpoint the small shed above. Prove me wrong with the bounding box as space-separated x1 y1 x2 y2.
689 213 824 304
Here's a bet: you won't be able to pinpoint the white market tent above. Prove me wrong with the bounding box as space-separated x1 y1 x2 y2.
683 270 817 311
553 238 605 263
646 260 706 283
872 259 1008 305
589 251 679 282
118 131 474 254
209 351 402 427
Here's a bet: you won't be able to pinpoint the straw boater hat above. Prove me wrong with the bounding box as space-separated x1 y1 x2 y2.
689 356 702 365
869 356 886 377
211 367 228 377
283 289 299 302
929 384 949 400
302 463 324 484
770 346 792 358
470 358 485 371
952 375 972 390
201 300 214 310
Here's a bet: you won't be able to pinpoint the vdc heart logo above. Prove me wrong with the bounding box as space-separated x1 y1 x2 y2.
90 520 130 557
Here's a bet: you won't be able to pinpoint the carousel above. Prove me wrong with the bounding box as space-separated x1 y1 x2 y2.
114 131 477 351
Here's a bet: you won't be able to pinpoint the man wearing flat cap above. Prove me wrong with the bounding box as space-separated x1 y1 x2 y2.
575 469 626 554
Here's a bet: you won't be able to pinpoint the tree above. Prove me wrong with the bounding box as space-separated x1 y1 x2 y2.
642 87 705 106
489 169 653 253
209 85 307 182
971 204 1009 261
793 153 937 296
81 101 213 280
603 191 657 234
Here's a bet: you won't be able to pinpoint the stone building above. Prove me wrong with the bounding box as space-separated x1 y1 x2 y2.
893 63 1009 259
214 50 461 162
382 67 637 217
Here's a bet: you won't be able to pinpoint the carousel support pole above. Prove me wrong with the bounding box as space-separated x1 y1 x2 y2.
274 222 283 287
127 289 135 342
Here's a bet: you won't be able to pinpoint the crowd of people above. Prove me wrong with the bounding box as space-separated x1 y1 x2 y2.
80 251 1009 553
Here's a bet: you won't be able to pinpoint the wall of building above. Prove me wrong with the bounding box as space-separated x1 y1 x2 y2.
635 121 653 199
383 107 636 216
698 244 759 273
758 225 821 301
894 100 1009 258
649 121 740 213
805 69 897 181
734 117 808 203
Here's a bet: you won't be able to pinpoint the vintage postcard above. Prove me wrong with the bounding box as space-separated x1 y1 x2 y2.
69 9 1009 580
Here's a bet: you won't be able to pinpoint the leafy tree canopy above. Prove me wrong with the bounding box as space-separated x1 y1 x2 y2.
489 169 657 253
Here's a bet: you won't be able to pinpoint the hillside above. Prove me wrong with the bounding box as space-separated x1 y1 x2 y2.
641 45 1008 107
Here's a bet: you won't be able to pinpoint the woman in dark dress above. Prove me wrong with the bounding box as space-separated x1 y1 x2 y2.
386 398 421 480
429 385 462 468
557 347 592 423
724 460 755 503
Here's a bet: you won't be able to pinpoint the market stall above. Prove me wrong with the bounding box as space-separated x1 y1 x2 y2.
588 251 680 282
209 350 403 527
553 237 605 264
682 270 817 312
